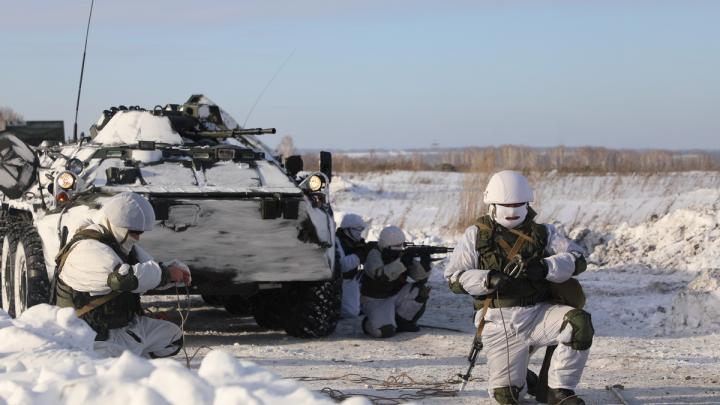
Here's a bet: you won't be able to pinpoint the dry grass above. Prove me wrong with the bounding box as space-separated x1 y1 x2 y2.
303 145 720 174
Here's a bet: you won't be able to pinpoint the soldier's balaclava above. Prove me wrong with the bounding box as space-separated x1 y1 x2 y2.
492 203 528 229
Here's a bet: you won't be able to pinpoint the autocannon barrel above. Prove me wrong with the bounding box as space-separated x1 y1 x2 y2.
233 128 277 135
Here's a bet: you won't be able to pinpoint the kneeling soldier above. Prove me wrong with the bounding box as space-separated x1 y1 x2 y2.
445 171 592 405
360 225 431 338
55 192 191 358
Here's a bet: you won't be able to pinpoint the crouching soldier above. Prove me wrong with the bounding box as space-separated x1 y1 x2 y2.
335 213 368 318
445 171 592 405
54 192 192 358
360 225 431 338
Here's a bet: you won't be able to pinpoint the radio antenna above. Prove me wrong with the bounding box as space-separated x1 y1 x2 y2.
242 49 295 128
73 0 95 143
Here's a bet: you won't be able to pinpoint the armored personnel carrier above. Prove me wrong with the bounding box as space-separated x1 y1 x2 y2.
0 95 340 338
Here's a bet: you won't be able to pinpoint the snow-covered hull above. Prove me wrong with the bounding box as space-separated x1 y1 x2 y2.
141 198 334 293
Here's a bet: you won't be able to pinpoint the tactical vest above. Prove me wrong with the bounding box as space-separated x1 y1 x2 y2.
472 210 550 309
54 225 142 341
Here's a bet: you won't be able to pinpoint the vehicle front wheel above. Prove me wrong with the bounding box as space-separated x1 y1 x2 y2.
3 221 50 317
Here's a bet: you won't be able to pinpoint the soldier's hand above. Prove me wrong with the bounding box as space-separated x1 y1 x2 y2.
420 253 432 271
485 270 511 291
523 259 548 281
400 252 415 268
168 264 192 286
353 245 369 263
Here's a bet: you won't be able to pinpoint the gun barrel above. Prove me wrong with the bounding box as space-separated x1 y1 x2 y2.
234 128 277 135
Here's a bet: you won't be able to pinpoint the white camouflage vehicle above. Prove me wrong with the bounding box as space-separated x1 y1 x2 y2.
0 95 340 338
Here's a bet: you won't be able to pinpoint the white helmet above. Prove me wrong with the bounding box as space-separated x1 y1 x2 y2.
102 192 156 232
340 213 366 230
378 225 406 249
483 170 534 204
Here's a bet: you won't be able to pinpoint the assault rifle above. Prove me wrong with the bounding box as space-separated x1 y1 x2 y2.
364 241 453 261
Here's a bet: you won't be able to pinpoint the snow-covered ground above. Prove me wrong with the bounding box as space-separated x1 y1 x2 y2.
2 170 720 404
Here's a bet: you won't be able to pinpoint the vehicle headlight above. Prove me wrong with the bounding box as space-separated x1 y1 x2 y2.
56 172 76 189
307 175 323 192
66 158 84 175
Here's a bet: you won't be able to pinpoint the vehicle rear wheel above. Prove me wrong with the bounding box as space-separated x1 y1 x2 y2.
250 291 285 330
4 221 50 317
280 274 342 338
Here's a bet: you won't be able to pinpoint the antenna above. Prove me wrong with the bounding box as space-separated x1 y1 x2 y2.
73 0 95 143
242 49 295 128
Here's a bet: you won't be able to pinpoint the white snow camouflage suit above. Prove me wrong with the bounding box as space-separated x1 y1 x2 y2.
445 213 592 401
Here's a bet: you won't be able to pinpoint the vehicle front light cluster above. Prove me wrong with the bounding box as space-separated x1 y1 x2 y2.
56 172 76 189
307 175 324 192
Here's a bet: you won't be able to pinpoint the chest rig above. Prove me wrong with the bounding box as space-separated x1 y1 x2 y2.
473 210 550 309
53 225 142 341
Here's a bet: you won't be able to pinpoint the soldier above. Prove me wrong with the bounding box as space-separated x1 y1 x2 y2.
335 213 368 318
54 192 192 358
445 170 592 405
360 225 431 338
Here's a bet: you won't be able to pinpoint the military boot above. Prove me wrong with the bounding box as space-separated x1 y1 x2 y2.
547 388 584 405
395 316 420 332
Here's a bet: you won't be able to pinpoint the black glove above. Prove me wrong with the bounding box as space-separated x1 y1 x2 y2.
400 252 415 268
523 258 549 281
420 253 432 271
485 270 512 291
352 244 369 263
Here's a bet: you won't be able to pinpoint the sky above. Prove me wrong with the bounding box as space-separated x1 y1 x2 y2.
1 0 719 150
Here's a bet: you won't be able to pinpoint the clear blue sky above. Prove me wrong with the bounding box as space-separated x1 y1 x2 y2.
1 0 719 150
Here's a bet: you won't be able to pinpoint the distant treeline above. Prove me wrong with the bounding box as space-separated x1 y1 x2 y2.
303 145 720 174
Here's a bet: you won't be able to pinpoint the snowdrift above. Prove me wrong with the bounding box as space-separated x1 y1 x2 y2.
668 268 720 335
0 305 364 405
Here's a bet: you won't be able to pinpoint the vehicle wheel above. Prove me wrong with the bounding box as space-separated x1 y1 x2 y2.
251 291 285 330
281 274 342 338
223 296 252 316
4 221 50 317
1 233 14 316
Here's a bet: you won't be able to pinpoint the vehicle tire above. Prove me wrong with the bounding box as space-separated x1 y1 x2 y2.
223 296 252 316
3 220 50 318
250 291 285 330
1 225 14 316
281 274 342 338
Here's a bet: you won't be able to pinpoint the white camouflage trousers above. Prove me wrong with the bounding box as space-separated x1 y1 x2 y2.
361 282 425 337
341 278 361 318
479 303 589 397
93 315 183 358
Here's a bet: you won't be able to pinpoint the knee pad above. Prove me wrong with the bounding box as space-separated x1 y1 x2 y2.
561 309 594 350
493 386 522 404
414 283 431 303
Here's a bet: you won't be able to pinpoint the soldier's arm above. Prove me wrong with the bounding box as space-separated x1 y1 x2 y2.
337 244 361 273
542 224 587 283
444 226 493 296
364 249 406 281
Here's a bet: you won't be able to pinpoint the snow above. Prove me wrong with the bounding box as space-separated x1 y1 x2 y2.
93 111 183 146
0 305 360 405
3 169 720 404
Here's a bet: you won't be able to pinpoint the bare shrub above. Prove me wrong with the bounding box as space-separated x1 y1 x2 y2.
0 106 25 130
324 145 720 174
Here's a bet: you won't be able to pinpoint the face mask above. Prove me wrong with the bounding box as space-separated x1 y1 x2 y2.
120 236 137 254
381 248 402 264
345 227 364 242
494 204 528 229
